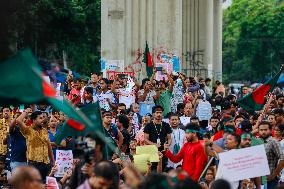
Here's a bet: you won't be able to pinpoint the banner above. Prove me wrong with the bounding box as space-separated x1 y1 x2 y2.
216 145 270 181
54 150 73 177
107 71 134 80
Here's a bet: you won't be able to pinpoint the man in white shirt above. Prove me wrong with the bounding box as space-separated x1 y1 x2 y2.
167 113 186 169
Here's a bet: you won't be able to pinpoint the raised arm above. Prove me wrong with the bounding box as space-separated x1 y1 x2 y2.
16 111 29 132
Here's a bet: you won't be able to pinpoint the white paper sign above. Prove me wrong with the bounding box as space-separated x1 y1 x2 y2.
217 145 270 181
54 150 73 178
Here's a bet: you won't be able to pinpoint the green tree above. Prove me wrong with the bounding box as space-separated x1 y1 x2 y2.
223 0 284 83
0 0 101 75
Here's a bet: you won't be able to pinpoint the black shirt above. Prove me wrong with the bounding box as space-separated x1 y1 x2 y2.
144 121 172 150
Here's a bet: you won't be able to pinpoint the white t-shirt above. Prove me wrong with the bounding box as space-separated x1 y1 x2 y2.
167 128 186 169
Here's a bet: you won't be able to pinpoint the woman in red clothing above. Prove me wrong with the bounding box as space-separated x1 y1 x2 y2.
164 123 208 182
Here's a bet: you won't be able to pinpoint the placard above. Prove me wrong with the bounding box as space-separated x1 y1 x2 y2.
216 145 270 181
54 150 73 178
136 145 159 162
107 71 134 80
46 177 59 189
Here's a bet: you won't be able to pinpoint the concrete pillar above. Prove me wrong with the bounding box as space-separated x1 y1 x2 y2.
205 0 214 78
213 0 223 81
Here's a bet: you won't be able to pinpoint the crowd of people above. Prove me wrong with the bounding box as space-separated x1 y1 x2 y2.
1 68 284 189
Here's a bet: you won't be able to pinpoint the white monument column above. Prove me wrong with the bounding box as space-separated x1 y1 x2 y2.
213 0 223 81
205 0 214 78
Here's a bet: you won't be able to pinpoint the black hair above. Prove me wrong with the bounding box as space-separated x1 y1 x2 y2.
221 100 231 110
210 179 231 189
100 78 108 84
205 78 211 82
210 116 220 121
141 78 150 89
117 115 129 129
117 103 126 108
93 161 119 186
177 103 185 111
184 123 199 131
273 108 284 116
30 111 43 121
234 114 244 121
190 116 199 121
228 133 241 146
85 86 93 94
169 113 179 119
239 120 252 132
259 121 272 130
1 106 11 111
278 124 284 132
140 173 169 189
174 177 202 189
277 94 284 100
73 78 81 83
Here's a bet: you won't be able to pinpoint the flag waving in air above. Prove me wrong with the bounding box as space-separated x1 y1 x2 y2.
238 67 283 112
143 41 154 78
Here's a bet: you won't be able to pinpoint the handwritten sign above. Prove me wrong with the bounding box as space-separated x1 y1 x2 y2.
136 145 159 162
54 150 73 178
216 145 270 181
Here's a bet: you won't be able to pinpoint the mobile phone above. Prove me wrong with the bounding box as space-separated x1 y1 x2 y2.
156 67 163 71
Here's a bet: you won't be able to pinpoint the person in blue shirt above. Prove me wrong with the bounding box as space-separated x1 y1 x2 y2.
9 117 27 172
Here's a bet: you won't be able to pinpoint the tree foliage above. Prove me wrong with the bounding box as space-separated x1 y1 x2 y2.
223 0 284 83
0 0 101 75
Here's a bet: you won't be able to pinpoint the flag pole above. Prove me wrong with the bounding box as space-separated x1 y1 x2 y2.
198 157 214 182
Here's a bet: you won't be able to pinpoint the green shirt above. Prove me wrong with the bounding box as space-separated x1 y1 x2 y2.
157 89 172 117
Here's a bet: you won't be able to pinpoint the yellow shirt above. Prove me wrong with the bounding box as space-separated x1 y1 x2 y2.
0 119 9 156
21 126 50 164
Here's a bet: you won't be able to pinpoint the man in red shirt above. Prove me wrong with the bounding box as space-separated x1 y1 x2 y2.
164 123 208 182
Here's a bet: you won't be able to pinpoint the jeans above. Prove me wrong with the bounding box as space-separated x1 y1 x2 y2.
267 179 279 189
10 162 28 172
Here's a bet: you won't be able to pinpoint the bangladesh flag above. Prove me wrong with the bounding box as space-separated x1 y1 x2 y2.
54 102 104 145
143 41 153 78
0 49 117 153
0 49 85 124
238 69 282 112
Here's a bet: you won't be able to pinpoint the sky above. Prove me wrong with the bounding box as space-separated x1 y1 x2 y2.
223 0 232 9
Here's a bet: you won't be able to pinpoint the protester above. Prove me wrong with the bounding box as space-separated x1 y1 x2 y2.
164 123 208 182
16 110 55 181
166 113 186 170
3 61 284 189
258 121 284 189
